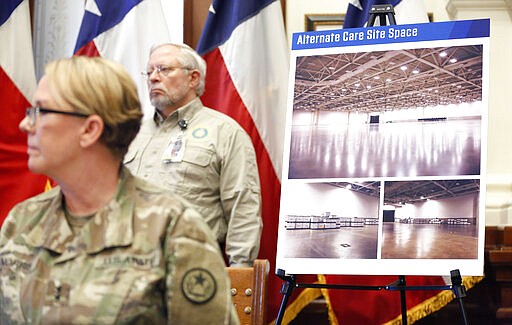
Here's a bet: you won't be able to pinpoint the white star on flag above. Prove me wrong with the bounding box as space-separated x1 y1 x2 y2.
349 0 363 10
85 0 102 16
209 4 216 14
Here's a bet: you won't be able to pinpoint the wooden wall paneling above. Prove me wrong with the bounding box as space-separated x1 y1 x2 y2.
184 0 287 50
184 0 210 49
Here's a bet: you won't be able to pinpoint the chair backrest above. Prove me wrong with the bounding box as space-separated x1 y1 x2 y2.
226 259 270 325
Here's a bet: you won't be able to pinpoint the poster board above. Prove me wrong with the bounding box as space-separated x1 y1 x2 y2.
275 19 490 276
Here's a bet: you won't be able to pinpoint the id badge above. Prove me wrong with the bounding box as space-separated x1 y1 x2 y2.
162 135 186 162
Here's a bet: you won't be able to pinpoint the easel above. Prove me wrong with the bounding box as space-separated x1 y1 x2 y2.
367 4 396 27
276 5 470 324
275 269 469 325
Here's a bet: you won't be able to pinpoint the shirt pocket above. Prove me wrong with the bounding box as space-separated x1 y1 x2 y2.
182 145 213 167
174 145 216 193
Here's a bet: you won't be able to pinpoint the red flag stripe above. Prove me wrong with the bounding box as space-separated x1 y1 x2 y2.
201 48 285 318
0 39 47 224
74 41 100 57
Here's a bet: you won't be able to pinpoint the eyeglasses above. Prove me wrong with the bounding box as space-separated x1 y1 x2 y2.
25 106 90 127
141 65 191 80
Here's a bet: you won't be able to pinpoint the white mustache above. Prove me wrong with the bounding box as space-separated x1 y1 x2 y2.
150 86 167 94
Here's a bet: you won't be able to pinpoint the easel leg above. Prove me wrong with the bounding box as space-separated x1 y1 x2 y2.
276 269 296 325
399 275 408 325
386 275 409 324
450 269 469 325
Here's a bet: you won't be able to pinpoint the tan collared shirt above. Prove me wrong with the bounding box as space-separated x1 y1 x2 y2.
125 98 262 266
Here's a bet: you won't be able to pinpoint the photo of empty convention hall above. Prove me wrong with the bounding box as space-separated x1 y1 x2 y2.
279 182 380 259
380 179 480 259
288 45 484 179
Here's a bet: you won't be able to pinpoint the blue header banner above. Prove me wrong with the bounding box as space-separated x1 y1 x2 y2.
292 18 490 51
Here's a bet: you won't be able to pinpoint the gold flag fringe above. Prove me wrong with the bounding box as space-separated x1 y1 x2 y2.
383 276 484 325
318 274 340 325
319 275 483 325
268 286 322 325
270 275 482 325
45 179 53 191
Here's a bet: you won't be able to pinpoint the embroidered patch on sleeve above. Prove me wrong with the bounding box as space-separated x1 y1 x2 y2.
181 268 217 304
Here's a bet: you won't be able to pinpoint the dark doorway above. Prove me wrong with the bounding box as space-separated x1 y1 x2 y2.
383 210 395 222
369 115 379 124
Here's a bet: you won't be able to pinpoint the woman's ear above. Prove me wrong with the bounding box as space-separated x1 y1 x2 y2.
79 115 104 148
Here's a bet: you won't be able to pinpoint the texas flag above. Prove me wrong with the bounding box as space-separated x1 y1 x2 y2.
344 0 429 28
197 0 319 322
0 0 47 225
74 0 181 116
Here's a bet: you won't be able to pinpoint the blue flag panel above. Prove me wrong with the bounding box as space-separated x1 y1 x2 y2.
74 0 143 53
196 0 275 55
0 0 23 26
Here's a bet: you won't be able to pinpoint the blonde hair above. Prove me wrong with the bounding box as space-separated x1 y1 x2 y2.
44 56 142 160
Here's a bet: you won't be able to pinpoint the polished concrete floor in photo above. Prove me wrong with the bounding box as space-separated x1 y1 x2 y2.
288 119 481 179
381 223 478 259
281 226 379 259
281 223 477 259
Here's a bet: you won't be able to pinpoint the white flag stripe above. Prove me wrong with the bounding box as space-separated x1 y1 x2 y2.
219 1 289 178
0 0 36 102
92 0 181 117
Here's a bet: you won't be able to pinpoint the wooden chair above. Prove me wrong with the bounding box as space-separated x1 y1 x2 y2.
226 259 270 325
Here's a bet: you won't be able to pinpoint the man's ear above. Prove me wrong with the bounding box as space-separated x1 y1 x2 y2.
79 115 104 148
189 70 201 89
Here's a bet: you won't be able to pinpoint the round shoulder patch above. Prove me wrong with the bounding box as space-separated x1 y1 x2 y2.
181 268 217 304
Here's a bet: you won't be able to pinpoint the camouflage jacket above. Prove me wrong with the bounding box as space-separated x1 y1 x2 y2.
0 167 239 324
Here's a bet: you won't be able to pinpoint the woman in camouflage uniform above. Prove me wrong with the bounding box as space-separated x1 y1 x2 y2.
0 56 238 324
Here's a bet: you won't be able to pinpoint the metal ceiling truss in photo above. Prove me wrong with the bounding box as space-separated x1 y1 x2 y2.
328 179 480 206
293 45 483 113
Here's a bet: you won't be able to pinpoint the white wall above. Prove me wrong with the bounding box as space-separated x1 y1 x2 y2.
292 110 368 126
382 101 483 123
292 110 314 125
394 193 478 219
317 110 349 125
292 101 481 126
282 182 379 217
